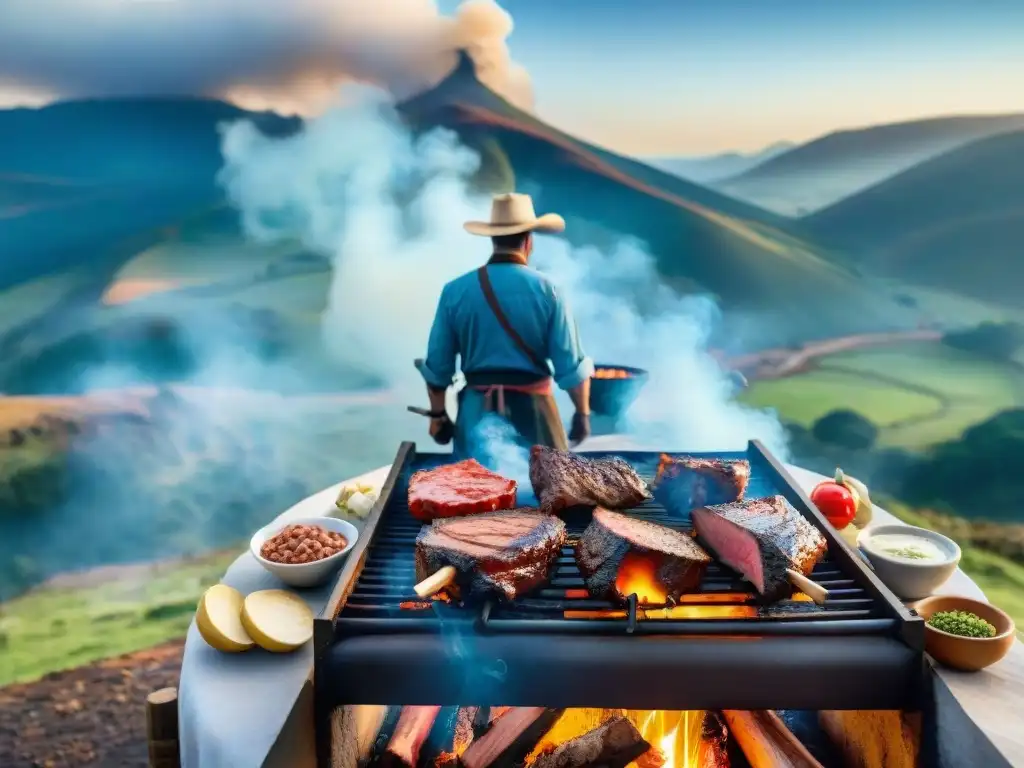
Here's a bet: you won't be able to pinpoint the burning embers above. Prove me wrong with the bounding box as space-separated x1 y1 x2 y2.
332 707 733 768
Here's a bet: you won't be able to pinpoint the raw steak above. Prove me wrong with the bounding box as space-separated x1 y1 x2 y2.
415 510 566 601
531 716 652 768
652 454 750 511
692 495 827 602
408 459 517 521
576 508 712 603
529 446 650 515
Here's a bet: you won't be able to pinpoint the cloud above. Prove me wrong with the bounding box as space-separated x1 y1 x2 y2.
0 0 532 114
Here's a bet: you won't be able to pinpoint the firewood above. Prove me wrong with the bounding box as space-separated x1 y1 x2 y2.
722 711 823 768
817 710 920 768
460 708 562 768
383 706 442 768
531 715 652 768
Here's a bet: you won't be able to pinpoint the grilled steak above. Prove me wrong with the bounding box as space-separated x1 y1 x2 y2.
692 495 827 602
577 508 712 603
408 459 517 521
415 510 566 601
652 454 750 511
529 446 650 515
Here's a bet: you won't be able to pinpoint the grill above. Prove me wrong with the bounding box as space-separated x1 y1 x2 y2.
314 440 924 719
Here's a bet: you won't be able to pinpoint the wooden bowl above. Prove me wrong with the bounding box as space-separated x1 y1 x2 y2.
915 595 1016 672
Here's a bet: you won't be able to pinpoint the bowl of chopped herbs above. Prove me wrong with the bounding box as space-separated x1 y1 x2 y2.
915 595 1016 671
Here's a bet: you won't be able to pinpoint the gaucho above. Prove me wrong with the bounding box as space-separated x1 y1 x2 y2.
414 193 594 456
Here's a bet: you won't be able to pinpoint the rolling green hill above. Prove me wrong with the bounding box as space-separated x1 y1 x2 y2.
803 129 1024 308
716 113 1024 215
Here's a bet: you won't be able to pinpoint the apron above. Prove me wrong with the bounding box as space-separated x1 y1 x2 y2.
453 254 569 457
454 382 569 458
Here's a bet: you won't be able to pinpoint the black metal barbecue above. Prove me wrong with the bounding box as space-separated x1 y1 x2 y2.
314 440 924 725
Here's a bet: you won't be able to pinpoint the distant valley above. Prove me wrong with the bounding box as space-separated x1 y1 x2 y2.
714 113 1024 215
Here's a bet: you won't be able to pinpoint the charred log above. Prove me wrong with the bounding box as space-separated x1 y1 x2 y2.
383 706 442 768
530 715 652 768
459 707 562 768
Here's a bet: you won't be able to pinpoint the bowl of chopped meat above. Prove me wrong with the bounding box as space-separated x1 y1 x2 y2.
250 517 359 588
590 364 649 419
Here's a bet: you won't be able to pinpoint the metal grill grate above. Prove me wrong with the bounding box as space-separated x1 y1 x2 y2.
335 446 896 638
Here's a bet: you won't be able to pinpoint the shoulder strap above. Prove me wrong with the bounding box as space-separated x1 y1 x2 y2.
476 266 548 372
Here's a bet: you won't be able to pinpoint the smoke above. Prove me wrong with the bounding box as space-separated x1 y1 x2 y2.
219 92 789 460
0 0 533 114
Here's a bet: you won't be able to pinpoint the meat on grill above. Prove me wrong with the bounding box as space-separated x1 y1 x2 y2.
529 446 650 515
652 454 750 511
415 510 566 601
408 459 517 521
576 508 712 603
692 496 827 602
531 716 653 768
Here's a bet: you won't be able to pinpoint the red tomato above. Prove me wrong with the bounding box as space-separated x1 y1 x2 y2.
810 481 857 528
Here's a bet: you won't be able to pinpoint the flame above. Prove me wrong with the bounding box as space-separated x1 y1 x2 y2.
660 724 678 768
564 605 757 620
640 605 757 620
525 710 704 768
615 553 668 605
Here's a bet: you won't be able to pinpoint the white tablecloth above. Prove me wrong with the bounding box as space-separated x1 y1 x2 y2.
178 466 390 768
177 448 986 768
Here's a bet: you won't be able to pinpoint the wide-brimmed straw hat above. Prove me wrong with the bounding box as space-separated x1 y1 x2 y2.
464 193 565 237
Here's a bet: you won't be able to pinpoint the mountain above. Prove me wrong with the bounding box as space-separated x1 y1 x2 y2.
715 114 1024 216
803 129 1024 307
399 53 910 339
646 142 794 184
1 57 914 347
0 98 299 289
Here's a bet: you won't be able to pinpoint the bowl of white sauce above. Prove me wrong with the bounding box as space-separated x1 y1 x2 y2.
858 524 961 600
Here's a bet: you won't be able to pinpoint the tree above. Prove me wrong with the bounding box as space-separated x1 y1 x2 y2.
942 322 1024 361
902 408 1024 521
811 409 879 450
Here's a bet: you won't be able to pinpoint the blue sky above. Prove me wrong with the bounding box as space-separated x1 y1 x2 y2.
470 0 1024 154
1 0 1021 156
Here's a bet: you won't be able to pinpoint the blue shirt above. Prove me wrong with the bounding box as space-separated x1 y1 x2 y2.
418 262 594 391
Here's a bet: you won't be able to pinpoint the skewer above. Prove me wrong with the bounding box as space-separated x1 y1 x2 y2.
786 569 829 605
414 566 457 598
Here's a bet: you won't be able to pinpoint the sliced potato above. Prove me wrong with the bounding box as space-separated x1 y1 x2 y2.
196 584 255 653
241 589 315 653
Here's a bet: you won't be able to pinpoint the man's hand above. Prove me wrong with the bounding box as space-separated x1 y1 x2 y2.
429 414 454 445
569 411 591 446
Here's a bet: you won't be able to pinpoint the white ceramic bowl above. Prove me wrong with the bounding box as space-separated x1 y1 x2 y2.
858 523 961 600
250 516 358 588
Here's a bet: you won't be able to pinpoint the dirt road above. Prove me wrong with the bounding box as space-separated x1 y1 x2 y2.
722 329 943 381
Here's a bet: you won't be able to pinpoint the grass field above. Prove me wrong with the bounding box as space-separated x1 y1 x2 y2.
0 551 236 686
742 340 1024 449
